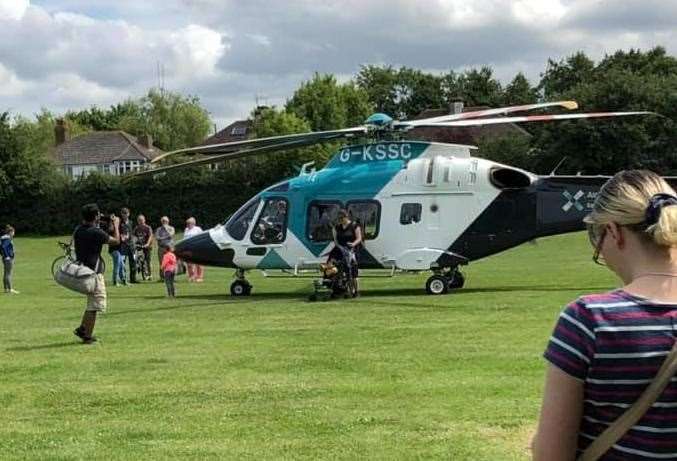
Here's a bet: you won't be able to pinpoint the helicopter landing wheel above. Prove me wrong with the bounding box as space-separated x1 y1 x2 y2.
230 279 252 296
446 269 465 290
425 275 449 295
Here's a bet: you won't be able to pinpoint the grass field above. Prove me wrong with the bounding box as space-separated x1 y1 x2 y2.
0 233 617 460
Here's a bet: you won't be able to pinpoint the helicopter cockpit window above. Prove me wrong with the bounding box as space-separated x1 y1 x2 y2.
400 203 422 225
347 200 380 240
226 197 260 241
307 202 341 242
251 198 288 245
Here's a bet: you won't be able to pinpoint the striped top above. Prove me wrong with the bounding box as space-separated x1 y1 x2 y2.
544 290 677 460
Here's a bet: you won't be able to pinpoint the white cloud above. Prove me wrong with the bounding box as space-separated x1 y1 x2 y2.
170 24 227 79
0 0 29 21
0 0 676 127
512 0 566 27
0 63 28 97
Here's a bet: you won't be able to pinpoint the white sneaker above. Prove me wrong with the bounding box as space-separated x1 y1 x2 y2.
9 289 19 294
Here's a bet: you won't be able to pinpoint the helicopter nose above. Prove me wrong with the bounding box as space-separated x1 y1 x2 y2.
175 231 234 267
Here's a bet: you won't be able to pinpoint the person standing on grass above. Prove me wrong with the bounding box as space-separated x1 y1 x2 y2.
108 212 128 286
183 217 204 282
155 216 175 281
73 204 120 344
1 225 18 294
161 244 177 297
120 207 137 284
533 170 677 460
133 214 154 280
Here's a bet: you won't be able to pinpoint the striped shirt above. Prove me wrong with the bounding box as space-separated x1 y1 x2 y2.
544 290 677 460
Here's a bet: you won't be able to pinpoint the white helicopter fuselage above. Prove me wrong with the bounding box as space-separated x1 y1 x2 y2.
175 140 582 277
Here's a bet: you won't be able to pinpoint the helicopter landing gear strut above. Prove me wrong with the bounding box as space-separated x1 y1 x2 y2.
425 267 465 295
230 268 252 296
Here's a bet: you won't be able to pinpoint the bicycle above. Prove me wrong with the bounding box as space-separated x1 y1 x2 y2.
134 244 151 281
51 241 105 276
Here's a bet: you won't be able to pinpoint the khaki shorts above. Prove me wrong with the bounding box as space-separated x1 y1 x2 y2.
86 274 107 312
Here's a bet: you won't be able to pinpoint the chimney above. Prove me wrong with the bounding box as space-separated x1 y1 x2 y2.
138 133 153 149
450 97 464 115
54 118 67 146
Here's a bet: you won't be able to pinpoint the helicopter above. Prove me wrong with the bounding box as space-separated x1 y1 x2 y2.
136 101 656 296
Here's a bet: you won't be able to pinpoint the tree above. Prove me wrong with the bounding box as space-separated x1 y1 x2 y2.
246 107 330 184
455 67 503 107
476 134 534 171
286 73 373 131
503 73 538 105
394 68 445 119
116 89 212 151
533 48 677 174
538 51 595 99
355 65 401 117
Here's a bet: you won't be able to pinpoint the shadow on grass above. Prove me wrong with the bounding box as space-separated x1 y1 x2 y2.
6 341 80 352
104 284 611 316
457 284 611 295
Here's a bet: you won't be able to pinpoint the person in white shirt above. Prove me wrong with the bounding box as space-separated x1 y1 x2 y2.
183 217 204 282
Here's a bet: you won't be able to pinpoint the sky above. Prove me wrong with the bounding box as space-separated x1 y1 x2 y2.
0 0 676 129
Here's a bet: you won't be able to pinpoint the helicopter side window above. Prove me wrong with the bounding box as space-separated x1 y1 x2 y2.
251 198 288 245
346 200 381 240
400 203 422 225
226 197 260 241
307 201 341 242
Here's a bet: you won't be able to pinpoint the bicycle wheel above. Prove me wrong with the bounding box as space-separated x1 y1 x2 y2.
51 256 66 277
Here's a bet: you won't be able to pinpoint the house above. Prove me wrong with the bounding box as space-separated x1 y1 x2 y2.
53 119 163 178
201 119 252 146
407 101 531 146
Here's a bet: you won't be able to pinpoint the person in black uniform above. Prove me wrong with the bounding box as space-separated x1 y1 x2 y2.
72 203 120 344
120 207 137 283
331 209 363 294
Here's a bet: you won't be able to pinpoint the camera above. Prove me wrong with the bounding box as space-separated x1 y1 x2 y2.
98 212 115 230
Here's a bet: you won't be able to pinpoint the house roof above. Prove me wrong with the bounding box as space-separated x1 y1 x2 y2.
408 106 531 145
201 120 252 146
54 131 164 166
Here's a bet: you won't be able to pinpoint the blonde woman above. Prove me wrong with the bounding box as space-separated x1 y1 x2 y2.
183 217 204 282
533 170 677 460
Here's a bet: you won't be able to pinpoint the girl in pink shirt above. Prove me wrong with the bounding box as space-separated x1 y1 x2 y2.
161 245 177 297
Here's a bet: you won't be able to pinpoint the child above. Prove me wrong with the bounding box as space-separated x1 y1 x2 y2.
160 244 177 297
1 225 18 294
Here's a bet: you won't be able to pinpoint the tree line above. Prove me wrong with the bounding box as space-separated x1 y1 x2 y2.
1 47 675 234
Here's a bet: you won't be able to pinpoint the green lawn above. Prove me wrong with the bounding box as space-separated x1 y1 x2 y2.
0 233 617 460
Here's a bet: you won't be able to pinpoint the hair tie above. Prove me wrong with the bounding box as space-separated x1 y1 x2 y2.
645 193 677 226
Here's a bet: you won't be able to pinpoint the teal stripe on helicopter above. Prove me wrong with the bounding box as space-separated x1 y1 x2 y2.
260 141 430 258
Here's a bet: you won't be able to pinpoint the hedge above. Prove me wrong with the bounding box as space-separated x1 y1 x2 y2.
0 166 277 235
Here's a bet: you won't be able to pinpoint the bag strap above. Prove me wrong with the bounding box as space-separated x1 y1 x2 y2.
578 339 677 461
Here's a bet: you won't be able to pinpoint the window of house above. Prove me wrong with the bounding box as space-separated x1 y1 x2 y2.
347 200 380 240
226 197 260 241
115 160 142 175
400 203 422 225
251 198 288 244
231 126 247 136
307 201 341 242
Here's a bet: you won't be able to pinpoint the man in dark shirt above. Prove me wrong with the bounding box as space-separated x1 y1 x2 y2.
133 214 154 280
120 207 136 283
72 203 120 344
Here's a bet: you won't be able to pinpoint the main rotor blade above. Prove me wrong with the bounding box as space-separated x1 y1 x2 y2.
151 126 367 163
410 111 656 128
399 100 579 127
131 133 351 178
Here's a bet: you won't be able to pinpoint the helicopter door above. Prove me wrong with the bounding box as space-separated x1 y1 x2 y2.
240 197 290 269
